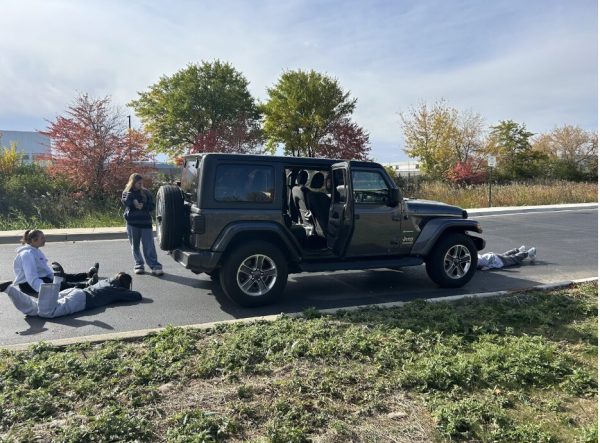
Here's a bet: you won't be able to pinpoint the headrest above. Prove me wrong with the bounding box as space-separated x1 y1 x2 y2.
296 170 309 186
310 172 324 189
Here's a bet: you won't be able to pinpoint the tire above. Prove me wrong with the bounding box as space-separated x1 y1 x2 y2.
425 233 477 288
156 185 185 251
206 270 220 280
219 241 288 307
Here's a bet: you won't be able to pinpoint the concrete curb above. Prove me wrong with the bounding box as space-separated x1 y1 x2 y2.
0 227 129 245
0 203 595 245
2 276 596 352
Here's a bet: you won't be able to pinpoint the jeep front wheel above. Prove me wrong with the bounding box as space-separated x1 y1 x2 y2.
426 233 477 288
220 241 288 307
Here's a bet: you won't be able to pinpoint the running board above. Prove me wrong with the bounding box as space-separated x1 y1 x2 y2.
298 256 423 273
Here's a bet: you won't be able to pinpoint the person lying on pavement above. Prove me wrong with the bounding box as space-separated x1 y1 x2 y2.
0 272 141 318
477 245 536 270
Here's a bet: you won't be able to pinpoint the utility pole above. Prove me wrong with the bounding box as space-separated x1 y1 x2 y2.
127 115 131 130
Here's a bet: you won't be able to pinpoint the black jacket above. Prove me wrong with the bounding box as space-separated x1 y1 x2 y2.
83 278 142 309
122 189 154 228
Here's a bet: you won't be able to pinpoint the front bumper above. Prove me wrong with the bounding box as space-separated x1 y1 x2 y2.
171 248 222 273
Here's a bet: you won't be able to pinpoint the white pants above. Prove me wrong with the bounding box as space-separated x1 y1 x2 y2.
6 281 86 318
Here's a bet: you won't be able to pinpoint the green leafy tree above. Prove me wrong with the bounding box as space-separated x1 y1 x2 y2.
262 70 369 158
0 141 22 176
129 60 262 157
400 100 460 179
488 120 541 179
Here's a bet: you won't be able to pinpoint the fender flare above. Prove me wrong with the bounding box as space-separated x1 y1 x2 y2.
212 221 302 262
411 219 484 256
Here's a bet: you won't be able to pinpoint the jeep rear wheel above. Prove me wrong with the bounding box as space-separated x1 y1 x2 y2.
220 241 288 307
156 185 185 251
426 233 477 288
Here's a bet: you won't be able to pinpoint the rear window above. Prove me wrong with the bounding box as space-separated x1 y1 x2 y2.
214 164 274 203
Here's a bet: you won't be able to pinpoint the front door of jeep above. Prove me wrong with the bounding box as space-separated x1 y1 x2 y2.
345 168 403 257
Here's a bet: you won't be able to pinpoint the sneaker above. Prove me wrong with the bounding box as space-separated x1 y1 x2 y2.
51 262 65 278
151 268 164 276
134 268 145 275
87 262 100 278
0 280 12 292
87 274 98 286
518 245 527 253
527 247 536 261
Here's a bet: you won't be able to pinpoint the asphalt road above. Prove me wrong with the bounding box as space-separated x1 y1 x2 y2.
0 208 597 346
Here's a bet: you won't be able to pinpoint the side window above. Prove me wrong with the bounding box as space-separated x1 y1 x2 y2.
331 169 347 203
181 159 198 194
214 165 274 203
352 171 390 204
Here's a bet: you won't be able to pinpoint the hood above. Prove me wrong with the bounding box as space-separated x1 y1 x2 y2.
16 244 35 253
404 198 467 218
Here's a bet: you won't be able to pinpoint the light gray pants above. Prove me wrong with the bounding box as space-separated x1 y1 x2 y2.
498 248 529 267
126 225 162 271
6 282 86 318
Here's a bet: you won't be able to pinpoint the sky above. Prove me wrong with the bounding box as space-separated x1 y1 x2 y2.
1 0 597 162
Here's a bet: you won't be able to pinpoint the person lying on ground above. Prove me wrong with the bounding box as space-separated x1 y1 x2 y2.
0 272 141 318
14 229 100 296
477 245 537 270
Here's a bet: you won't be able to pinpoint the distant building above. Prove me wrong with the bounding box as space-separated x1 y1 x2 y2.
135 160 181 178
381 161 421 177
0 130 51 163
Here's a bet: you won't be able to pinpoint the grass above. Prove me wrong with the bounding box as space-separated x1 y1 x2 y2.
410 180 597 208
0 283 597 442
0 210 125 231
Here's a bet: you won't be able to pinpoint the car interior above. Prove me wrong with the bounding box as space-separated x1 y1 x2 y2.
284 167 333 251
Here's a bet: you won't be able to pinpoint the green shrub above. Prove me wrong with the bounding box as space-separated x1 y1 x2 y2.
59 406 152 442
166 410 236 442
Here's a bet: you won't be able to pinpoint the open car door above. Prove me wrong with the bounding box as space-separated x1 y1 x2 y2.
327 162 354 256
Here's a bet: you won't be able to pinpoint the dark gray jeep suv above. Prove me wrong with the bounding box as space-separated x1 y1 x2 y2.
156 153 485 306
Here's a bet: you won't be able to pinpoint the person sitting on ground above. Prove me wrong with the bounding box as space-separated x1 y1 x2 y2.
14 229 99 296
477 245 536 270
0 272 141 319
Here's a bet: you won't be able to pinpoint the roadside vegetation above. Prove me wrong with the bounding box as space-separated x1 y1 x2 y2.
404 179 597 209
0 159 169 231
1 283 596 442
0 148 596 231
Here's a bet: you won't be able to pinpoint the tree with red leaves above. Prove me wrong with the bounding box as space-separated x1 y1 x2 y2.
42 94 152 198
319 118 371 160
444 158 487 185
190 116 263 154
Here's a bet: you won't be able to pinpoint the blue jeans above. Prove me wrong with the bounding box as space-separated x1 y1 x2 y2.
126 225 162 271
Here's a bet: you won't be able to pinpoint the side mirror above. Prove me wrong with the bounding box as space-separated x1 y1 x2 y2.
388 188 401 207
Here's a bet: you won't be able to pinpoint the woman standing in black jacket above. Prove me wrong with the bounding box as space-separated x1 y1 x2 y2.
122 173 163 275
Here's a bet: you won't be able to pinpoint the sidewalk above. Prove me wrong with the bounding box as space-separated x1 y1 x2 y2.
0 202 596 244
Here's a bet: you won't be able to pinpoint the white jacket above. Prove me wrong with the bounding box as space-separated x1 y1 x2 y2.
13 245 54 292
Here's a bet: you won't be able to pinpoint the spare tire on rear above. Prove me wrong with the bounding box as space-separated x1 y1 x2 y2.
156 185 185 251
